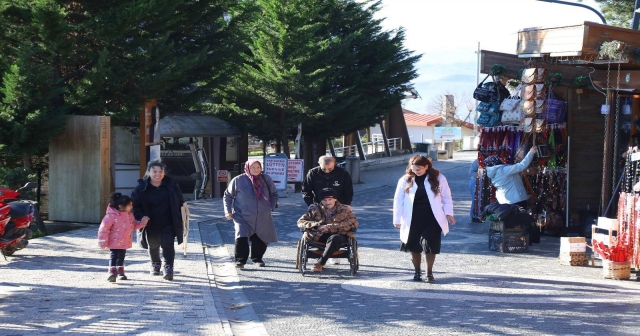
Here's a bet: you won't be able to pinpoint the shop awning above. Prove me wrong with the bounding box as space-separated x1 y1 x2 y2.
159 113 241 137
480 22 640 92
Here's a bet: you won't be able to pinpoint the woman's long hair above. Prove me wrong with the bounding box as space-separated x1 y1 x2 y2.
404 155 440 194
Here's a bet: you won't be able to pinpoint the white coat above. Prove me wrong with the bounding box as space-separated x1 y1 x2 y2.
485 151 535 204
393 173 454 244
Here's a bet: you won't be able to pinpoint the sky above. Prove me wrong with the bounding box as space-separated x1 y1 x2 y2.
372 0 604 117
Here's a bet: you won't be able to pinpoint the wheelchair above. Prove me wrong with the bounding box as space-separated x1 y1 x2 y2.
295 228 359 276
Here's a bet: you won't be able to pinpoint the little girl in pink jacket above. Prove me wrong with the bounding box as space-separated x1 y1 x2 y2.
98 193 149 282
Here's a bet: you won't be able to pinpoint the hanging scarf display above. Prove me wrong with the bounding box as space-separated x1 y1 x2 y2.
475 124 568 224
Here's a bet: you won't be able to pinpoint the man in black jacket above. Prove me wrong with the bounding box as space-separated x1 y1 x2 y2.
302 155 353 209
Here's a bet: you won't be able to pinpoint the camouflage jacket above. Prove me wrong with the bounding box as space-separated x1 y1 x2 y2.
297 201 358 241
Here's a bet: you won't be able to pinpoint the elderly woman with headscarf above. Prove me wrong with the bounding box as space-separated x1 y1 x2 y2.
484 146 537 207
223 159 279 269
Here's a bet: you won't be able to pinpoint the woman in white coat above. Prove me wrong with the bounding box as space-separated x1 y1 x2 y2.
393 155 455 283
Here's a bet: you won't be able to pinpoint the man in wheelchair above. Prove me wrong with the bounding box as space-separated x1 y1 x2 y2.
297 188 358 273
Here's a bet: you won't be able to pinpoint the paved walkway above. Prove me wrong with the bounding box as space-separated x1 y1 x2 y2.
2 151 640 335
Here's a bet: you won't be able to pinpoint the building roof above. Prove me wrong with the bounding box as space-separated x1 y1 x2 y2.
403 108 475 129
159 113 240 137
403 109 442 126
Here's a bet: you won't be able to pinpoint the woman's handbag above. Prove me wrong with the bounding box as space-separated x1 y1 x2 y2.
535 119 547 133
476 112 501 127
544 91 567 124
499 84 521 113
474 74 510 102
521 84 547 100
521 68 548 84
523 117 534 133
521 100 545 117
477 101 501 116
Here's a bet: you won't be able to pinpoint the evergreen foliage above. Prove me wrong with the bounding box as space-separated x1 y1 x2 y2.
0 0 255 168
216 0 420 153
593 0 636 28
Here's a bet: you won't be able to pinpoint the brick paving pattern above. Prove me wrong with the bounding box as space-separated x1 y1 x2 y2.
2 151 640 335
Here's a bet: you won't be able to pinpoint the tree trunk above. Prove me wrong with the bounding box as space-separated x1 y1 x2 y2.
302 137 327 176
275 138 282 153
281 131 290 158
22 153 31 170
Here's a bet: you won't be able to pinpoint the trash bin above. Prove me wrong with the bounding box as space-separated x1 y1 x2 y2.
345 156 360 183
415 143 430 154
444 141 454 159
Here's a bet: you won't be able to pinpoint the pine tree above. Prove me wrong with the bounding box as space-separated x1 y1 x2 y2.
0 0 69 168
592 0 636 28
0 0 255 168
217 0 420 169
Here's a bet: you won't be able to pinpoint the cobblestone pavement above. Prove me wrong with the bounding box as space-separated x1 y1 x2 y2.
0 214 226 335
201 151 640 336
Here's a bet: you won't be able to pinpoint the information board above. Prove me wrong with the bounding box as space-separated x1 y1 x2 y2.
434 127 462 141
287 159 304 182
264 153 288 191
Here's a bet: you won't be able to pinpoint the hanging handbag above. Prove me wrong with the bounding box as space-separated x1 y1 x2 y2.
536 68 548 83
521 100 537 117
499 84 521 113
521 68 548 84
501 108 524 124
535 84 547 99
474 74 510 102
477 101 501 116
544 91 567 124
477 112 501 127
533 100 547 115
523 117 534 133
521 84 547 100
535 119 546 133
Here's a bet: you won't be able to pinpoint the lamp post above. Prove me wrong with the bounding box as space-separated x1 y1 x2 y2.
633 0 640 30
536 0 606 25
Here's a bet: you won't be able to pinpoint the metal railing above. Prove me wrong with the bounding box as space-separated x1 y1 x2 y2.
329 137 403 158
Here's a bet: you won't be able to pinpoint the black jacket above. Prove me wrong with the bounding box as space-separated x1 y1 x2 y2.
131 175 185 244
302 166 353 206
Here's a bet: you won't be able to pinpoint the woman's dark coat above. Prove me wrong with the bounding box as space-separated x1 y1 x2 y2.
131 175 185 246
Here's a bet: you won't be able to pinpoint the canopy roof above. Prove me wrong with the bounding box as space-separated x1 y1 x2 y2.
159 113 240 137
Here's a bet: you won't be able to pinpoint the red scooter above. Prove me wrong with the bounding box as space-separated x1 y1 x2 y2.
0 182 39 257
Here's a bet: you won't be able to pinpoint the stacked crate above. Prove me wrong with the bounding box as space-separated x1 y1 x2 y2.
558 237 588 266
488 221 529 253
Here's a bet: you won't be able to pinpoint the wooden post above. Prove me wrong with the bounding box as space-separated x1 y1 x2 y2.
139 99 157 178
213 136 221 198
380 121 391 157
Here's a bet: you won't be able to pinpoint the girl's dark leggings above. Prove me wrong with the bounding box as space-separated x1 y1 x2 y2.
109 249 126 267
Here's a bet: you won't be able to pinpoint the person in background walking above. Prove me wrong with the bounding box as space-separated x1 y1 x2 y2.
132 161 185 281
224 159 279 269
98 193 149 282
393 155 455 283
469 159 482 223
484 146 536 207
302 155 353 265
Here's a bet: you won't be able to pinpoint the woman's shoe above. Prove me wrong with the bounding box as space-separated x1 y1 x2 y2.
426 273 435 283
413 271 422 282
312 262 324 272
235 262 245 269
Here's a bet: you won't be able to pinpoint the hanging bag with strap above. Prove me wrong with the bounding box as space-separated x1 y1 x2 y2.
544 90 567 124
474 74 510 103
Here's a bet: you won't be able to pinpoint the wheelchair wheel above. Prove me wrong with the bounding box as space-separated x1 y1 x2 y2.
349 238 358 276
354 240 359 272
298 238 308 277
295 239 301 269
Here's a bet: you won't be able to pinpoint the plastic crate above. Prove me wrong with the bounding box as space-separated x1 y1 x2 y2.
489 231 529 253
489 221 526 233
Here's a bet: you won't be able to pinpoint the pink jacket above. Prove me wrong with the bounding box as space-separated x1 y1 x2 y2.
97 206 146 249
